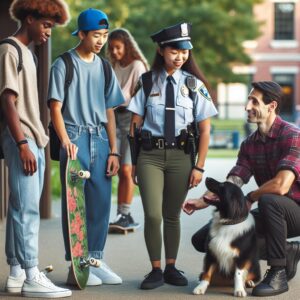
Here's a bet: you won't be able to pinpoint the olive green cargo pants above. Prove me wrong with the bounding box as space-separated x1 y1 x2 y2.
136 148 192 261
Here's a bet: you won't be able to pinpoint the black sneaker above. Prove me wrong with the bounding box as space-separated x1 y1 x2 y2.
109 214 130 229
140 268 164 290
127 213 140 228
286 241 300 281
163 264 188 286
252 267 288 297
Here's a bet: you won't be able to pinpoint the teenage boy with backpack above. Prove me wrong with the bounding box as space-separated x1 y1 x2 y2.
48 8 125 286
0 0 72 297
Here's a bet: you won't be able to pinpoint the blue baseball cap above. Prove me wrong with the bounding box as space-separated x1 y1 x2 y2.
72 8 109 36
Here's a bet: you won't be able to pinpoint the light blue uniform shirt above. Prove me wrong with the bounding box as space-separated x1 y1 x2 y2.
127 69 218 137
47 49 125 126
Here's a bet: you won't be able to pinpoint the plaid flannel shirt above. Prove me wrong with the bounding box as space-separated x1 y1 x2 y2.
228 116 300 203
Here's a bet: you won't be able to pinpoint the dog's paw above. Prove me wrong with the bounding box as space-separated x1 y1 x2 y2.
246 280 255 288
234 288 247 297
193 280 209 295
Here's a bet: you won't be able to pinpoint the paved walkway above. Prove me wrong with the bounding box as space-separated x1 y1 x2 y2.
0 159 299 299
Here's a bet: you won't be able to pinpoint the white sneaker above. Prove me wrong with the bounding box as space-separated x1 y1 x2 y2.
22 272 72 298
5 272 26 293
87 271 102 286
90 261 122 284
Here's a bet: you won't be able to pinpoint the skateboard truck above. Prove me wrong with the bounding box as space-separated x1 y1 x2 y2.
79 257 100 269
70 170 91 183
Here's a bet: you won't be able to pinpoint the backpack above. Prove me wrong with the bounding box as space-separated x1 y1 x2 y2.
0 38 28 159
48 52 112 161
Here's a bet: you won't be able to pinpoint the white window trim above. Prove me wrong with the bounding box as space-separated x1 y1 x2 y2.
251 53 300 61
270 40 298 48
232 66 257 74
270 66 299 74
271 0 298 3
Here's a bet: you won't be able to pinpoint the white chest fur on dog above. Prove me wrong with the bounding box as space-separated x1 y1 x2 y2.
208 211 255 275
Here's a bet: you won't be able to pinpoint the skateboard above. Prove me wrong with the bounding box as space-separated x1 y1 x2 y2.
66 157 99 289
109 223 140 235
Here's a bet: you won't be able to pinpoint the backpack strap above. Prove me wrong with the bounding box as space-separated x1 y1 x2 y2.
100 57 112 96
0 38 23 73
141 71 153 100
59 52 74 113
141 71 153 119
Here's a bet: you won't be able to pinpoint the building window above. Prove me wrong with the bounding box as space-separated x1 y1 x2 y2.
274 2 295 40
273 74 295 121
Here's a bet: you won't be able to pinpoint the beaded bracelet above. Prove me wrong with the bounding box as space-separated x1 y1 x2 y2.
193 166 205 173
16 139 28 147
108 152 121 158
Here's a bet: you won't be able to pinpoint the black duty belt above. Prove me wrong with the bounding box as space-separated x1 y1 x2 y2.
151 136 184 150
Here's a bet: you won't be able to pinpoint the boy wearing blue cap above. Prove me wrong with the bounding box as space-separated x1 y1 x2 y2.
48 8 124 286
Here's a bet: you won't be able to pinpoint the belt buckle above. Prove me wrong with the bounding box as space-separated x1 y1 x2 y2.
157 138 164 149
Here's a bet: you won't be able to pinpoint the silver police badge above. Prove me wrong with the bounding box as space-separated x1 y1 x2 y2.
181 84 189 97
181 23 188 37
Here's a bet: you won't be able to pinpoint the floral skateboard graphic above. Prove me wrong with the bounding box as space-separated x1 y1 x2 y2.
66 158 99 289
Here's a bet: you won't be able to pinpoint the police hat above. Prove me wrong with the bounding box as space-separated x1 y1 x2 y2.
151 23 193 50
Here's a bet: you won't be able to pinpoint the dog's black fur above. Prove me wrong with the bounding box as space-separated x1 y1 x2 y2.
193 177 261 296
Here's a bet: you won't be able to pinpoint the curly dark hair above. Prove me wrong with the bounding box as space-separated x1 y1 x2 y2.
9 0 70 25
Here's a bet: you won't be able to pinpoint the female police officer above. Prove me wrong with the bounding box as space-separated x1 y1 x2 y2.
127 23 218 290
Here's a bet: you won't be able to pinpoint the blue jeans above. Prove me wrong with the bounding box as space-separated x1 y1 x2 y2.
1 128 45 269
60 124 111 260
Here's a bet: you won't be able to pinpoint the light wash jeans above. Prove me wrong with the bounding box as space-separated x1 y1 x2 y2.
1 128 45 269
60 124 111 260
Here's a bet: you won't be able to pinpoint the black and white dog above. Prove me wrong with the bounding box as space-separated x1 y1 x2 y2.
193 178 260 297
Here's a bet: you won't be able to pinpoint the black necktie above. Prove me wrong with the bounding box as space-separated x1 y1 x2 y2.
165 75 175 145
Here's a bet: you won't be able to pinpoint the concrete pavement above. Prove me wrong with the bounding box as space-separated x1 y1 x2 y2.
0 158 300 299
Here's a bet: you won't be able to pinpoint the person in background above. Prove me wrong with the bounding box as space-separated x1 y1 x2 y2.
107 28 148 231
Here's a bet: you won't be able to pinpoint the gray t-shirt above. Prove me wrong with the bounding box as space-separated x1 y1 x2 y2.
47 49 125 126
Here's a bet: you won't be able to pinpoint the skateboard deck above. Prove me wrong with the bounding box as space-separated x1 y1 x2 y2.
109 223 140 235
66 158 99 289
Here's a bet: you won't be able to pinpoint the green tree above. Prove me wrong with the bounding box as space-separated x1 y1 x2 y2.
51 0 262 87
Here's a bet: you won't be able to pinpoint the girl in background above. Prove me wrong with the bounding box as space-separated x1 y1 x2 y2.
107 28 148 231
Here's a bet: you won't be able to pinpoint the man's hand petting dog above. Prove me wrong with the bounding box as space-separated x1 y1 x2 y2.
182 193 218 215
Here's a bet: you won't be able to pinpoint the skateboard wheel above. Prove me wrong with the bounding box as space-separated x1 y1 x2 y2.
78 170 90 179
89 258 100 267
44 265 53 273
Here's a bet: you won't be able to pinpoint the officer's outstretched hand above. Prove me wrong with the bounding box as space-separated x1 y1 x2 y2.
106 155 119 177
131 165 138 185
189 168 203 189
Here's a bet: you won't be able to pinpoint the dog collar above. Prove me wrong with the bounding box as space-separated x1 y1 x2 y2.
219 216 248 225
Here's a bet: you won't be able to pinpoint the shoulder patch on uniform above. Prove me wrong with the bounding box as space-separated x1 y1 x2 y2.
199 84 212 101
132 79 142 97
